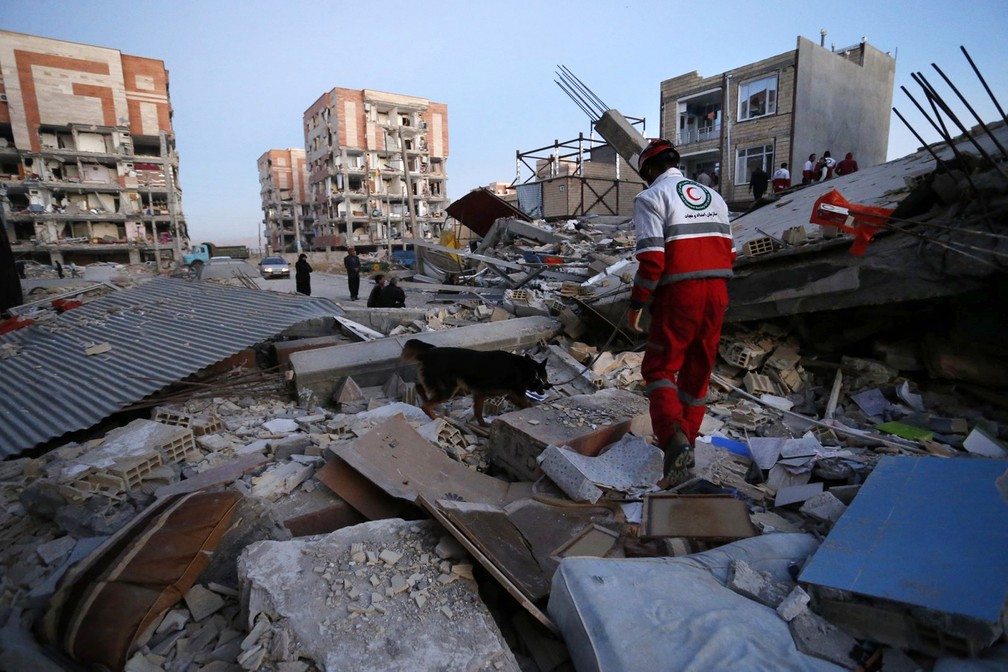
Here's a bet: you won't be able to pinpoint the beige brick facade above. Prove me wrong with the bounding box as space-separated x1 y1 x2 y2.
660 37 894 210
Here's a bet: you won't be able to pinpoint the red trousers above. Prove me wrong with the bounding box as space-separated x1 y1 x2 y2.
641 279 727 447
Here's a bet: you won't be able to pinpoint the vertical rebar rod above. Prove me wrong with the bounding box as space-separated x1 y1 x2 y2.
892 106 954 176
932 62 1008 160
961 45 1007 122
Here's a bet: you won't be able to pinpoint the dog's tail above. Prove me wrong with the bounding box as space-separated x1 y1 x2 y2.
401 338 435 361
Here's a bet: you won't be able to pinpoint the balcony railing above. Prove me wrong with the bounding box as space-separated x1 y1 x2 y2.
677 125 721 145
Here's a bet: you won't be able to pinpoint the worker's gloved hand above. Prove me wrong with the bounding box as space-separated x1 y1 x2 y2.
626 308 644 333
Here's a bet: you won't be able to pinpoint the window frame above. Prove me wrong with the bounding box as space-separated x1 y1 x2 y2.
734 144 774 185
737 74 778 121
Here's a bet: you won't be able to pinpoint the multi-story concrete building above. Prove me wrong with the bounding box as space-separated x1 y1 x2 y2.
0 30 187 268
303 87 448 249
257 148 308 253
661 35 895 209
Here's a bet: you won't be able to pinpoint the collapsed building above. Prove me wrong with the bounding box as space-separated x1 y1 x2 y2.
1 39 1007 672
0 30 189 269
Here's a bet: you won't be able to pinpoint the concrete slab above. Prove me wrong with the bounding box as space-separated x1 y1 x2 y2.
237 518 521 672
290 316 561 403
274 335 345 368
487 388 650 481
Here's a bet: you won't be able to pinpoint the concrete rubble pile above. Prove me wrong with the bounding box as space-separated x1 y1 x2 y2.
2 217 1007 671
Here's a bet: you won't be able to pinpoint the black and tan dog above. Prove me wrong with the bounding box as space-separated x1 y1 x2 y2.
401 339 551 426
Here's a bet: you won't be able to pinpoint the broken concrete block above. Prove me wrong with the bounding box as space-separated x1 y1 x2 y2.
537 435 662 503
36 536 76 565
488 389 650 481
184 584 226 621
262 418 299 434
788 610 859 668
238 518 520 671
799 491 847 525
777 586 811 622
270 434 312 461
249 462 314 501
332 377 364 405
727 560 794 608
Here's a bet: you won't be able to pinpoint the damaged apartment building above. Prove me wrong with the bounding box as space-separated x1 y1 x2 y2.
302 88 449 250
0 30 189 268
257 148 310 254
661 34 895 209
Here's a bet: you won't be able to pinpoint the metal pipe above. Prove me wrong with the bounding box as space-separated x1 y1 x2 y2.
961 45 1007 123
931 62 1007 159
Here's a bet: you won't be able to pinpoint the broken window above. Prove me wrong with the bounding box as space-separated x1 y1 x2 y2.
734 144 774 185
738 75 777 121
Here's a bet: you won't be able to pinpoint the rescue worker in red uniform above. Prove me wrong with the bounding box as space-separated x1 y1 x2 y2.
627 139 736 486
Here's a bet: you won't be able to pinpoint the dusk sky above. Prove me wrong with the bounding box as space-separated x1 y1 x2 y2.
4 0 1006 247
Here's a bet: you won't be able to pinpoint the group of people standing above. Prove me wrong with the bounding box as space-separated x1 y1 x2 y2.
802 150 858 184
293 247 403 307
747 149 859 202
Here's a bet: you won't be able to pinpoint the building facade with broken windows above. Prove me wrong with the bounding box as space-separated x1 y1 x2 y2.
303 87 449 249
662 35 895 209
257 148 309 253
0 30 188 268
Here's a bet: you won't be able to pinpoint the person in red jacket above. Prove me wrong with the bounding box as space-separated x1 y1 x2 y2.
835 152 859 176
627 139 736 486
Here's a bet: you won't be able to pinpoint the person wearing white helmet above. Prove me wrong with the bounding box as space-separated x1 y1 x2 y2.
627 138 736 486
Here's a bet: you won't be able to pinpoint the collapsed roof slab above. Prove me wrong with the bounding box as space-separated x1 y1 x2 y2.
289 315 562 404
0 277 343 459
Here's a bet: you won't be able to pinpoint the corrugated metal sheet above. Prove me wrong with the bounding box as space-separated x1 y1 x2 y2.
0 277 342 458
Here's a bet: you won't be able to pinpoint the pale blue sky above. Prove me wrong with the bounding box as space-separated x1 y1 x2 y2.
3 0 1006 245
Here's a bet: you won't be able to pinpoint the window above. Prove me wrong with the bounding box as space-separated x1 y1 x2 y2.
735 144 774 185
738 75 777 120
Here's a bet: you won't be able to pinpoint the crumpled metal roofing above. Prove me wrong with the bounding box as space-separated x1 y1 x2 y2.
0 277 341 458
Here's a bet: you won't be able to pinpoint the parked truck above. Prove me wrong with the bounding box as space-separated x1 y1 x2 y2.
182 242 251 269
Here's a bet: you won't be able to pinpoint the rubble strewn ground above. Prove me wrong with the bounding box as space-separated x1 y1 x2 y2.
3 212 1008 671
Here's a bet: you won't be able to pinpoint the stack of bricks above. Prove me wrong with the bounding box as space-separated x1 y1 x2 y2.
154 407 223 436
66 419 196 496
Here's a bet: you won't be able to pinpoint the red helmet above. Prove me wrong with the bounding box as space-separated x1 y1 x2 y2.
637 138 678 172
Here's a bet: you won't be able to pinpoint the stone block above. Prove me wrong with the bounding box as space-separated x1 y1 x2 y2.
270 434 313 461
487 388 650 481
250 462 313 501
776 586 811 622
184 583 226 621
788 610 859 668
799 491 847 525
726 559 793 608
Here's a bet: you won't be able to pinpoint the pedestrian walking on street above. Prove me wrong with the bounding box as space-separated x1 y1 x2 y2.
627 139 735 487
344 246 361 300
295 253 312 296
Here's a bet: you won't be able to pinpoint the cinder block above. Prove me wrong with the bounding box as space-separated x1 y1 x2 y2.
487 389 651 481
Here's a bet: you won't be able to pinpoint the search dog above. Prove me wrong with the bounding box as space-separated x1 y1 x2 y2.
401 339 551 426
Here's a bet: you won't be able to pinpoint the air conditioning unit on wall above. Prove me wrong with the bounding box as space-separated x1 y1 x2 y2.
0 94 8 102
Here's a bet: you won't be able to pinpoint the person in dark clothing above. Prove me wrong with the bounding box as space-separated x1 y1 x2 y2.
295 253 312 295
835 152 859 176
366 274 386 307
749 166 769 201
344 246 361 300
380 277 406 307
54 261 64 278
